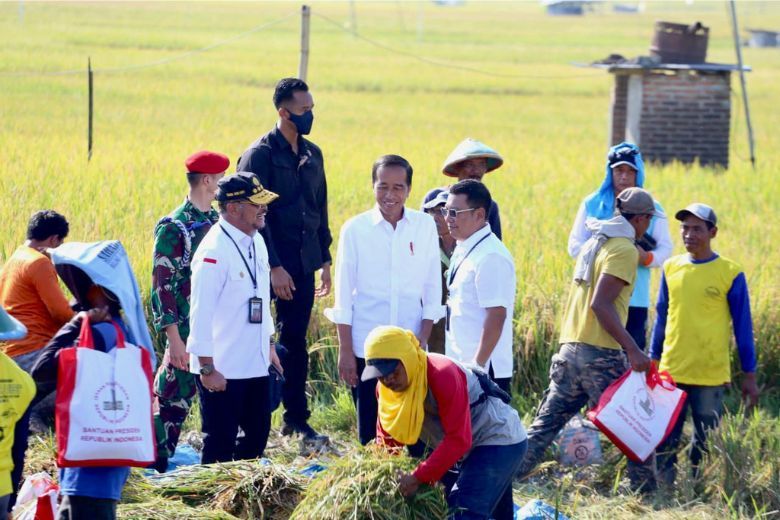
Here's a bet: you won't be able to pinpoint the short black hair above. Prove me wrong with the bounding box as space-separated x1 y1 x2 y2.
371 154 413 186
186 172 206 188
26 210 69 241
273 78 309 109
449 179 492 215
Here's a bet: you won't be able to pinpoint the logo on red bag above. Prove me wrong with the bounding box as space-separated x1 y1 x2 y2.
632 389 655 421
93 382 131 424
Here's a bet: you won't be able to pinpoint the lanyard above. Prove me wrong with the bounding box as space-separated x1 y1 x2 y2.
220 225 258 293
448 232 490 286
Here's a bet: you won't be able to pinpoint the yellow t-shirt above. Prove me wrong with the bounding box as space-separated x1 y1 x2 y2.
658 255 745 385
0 352 36 495
560 237 637 349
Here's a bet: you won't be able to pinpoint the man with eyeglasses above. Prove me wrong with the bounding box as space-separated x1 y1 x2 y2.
443 179 516 394
325 155 441 445
186 173 283 463
237 78 332 443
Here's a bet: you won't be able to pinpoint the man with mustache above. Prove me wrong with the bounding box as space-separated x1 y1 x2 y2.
186 173 282 463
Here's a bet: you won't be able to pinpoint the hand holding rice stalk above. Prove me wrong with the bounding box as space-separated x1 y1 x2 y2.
290 445 448 520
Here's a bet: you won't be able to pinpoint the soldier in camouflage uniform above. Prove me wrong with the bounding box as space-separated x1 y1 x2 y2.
150 150 229 472
517 188 661 492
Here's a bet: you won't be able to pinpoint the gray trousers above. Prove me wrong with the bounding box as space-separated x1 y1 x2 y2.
519 342 657 492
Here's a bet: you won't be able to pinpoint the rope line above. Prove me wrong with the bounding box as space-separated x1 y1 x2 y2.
0 12 296 78
313 12 601 81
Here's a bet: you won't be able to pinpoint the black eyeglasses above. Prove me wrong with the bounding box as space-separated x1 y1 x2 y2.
440 207 476 218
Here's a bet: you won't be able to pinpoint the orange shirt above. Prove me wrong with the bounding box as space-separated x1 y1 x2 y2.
0 246 74 357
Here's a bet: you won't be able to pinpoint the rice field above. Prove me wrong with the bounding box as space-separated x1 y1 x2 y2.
3 1 780 517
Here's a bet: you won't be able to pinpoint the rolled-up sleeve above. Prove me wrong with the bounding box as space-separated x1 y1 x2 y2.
421 217 444 322
475 254 515 309
323 222 356 325
186 249 226 357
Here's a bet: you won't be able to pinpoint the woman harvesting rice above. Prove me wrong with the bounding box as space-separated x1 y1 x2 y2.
364 325 526 520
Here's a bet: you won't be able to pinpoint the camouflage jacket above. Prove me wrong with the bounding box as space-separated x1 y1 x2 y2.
151 199 218 343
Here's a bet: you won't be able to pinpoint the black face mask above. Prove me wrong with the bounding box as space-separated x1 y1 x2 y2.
287 110 314 135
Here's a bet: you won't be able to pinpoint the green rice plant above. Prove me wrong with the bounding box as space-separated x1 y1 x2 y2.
127 459 306 519
310 386 358 435
22 432 58 480
290 445 447 520
676 409 780 516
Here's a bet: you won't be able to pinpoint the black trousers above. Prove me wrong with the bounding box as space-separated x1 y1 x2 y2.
488 364 513 397
196 376 271 464
276 271 316 426
352 357 379 445
626 306 648 352
57 496 117 520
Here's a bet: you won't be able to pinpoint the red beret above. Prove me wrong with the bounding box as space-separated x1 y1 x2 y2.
185 150 230 175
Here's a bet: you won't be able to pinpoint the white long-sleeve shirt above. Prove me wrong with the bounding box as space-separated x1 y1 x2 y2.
445 224 516 378
186 219 274 379
324 206 443 357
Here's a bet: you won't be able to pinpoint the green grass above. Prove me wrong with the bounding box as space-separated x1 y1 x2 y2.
3 1 780 518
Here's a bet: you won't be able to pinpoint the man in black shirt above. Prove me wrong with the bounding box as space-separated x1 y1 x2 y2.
237 78 332 441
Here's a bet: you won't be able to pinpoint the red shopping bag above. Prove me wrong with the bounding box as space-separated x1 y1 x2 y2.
587 363 687 463
55 317 156 467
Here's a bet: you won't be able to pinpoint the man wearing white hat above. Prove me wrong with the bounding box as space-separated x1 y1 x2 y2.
422 138 504 240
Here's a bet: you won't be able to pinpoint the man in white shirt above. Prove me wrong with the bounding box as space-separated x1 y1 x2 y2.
325 154 442 445
444 179 516 394
186 173 282 463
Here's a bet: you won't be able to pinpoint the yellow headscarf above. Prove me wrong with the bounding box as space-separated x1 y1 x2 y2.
365 326 428 445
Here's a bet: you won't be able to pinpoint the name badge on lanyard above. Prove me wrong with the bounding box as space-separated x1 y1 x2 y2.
221 225 262 324
249 297 263 324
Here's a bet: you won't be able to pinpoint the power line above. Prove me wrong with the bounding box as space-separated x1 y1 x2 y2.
0 12 296 78
313 12 601 81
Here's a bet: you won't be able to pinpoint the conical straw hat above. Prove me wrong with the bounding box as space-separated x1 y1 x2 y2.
441 138 504 177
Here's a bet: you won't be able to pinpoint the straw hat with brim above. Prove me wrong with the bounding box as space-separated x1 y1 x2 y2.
0 307 27 341
442 138 504 177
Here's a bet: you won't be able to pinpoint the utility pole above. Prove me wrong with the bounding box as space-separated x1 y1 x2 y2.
728 0 756 168
298 5 311 82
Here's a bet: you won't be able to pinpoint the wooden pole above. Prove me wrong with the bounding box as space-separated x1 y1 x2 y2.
417 1 424 42
88 57 93 161
349 0 357 35
728 0 756 168
298 5 310 82
396 1 406 32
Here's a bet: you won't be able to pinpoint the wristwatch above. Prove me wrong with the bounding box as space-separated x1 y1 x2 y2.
199 363 215 376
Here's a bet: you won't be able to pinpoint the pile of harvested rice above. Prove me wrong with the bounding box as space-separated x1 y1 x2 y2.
290 445 448 520
118 497 237 519
123 459 306 519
